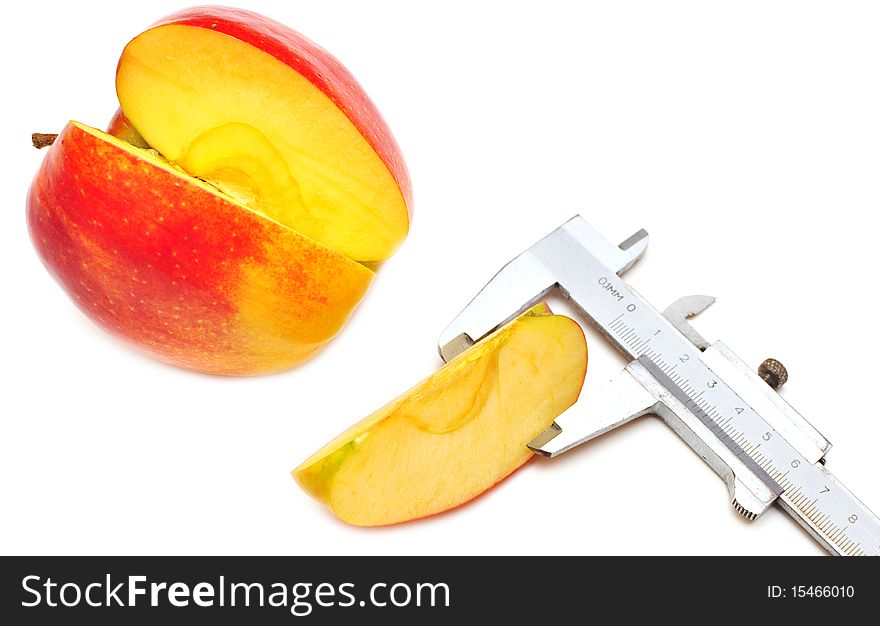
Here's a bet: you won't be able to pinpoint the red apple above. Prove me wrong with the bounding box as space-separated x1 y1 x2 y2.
28 7 411 374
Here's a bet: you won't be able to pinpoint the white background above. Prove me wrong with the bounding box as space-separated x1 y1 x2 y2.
1 0 878 556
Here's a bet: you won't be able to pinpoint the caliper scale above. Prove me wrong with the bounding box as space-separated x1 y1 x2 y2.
439 216 880 555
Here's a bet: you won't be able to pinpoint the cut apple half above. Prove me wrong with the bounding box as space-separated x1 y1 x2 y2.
116 7 411 263
28 121 373 375
293 305 588 526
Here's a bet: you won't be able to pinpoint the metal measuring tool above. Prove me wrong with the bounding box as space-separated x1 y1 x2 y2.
439 216 879 556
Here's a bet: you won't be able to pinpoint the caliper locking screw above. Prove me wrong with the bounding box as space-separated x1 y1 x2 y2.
758 358 788 389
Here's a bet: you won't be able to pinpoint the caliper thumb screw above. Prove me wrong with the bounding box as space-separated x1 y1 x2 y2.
758 358 788 389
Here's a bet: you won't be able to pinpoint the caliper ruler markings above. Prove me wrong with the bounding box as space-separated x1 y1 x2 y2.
607 298 870 555
439 216 880 555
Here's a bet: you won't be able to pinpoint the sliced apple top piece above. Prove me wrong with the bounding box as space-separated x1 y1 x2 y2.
293 306 588 526
116 7 411 263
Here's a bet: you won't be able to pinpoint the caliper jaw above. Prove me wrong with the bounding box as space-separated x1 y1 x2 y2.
528 289 831 521
438 216 648 363
529 357 784 521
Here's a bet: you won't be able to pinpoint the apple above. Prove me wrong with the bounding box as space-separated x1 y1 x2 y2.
293 305 588 526
27 6 411 374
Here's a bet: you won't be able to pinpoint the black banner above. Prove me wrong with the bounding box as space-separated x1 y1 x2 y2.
1 556 874 623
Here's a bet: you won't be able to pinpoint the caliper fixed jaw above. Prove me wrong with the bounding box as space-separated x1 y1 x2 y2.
438 216 648 363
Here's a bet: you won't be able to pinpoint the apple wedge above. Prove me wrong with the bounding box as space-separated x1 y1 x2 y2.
293 306 588 526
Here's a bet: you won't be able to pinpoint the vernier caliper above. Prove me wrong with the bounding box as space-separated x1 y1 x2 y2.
439 216 880 556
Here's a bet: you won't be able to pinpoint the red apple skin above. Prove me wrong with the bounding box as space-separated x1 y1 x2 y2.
136 5 413 217
27 123 374 375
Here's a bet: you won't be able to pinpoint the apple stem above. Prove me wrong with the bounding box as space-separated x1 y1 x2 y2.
32 133 58 149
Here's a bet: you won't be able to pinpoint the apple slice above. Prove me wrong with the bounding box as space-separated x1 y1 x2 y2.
116 6 411 264
28 122 373 375
293 306 588 526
